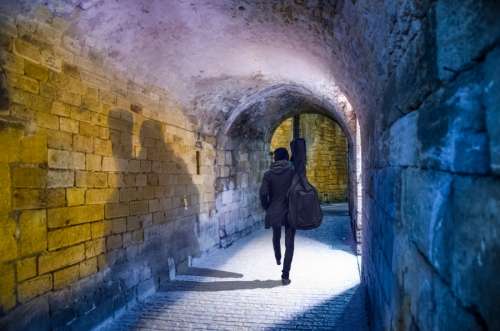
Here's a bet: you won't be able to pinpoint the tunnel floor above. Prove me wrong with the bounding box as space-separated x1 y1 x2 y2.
102 205 367 330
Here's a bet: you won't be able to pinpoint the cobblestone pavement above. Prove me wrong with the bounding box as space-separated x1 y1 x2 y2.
103 206 368 330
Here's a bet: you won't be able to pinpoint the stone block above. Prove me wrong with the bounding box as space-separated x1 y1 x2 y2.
0 217 17 263
106 234 122 251
73 135 93 153
48 149 85 170
17 274 52 303
130 200 149 216
51 101 70 117
388 111 418 167
418 81 489 174
0 263 16 312
86 154 102 171
136 174 147 187
58 90 81 107
127 216 142 231
36 112 59 130
53 264 79 290
47 170 74 188
86 188 118 204
0 164 11 214
8 71 39 94
69 107 91 124
0 126 23 164
47 130 72 150
38 244 85 274
79 122 100 137
447 176 500 329
59 117 79 133
17 257 37 282
66 188 85 206
102 157 128 172
119 188 137 202
110 218 126 234
401 169 452 269
24 61 49 82
105 202 129 218
12 189 45 209
20 133 47 164
48 224 91 251
13 39 40 63
75 171 107 187
79 257 97 278
90 221 110 239
435 0 500 80
46 189 66 208
47 205 104 228
19 209 47 257
93 138 112 156
85 238 106 258
12 167 47 188
483 47 500 174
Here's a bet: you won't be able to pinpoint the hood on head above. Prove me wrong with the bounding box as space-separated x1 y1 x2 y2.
270 160 292 174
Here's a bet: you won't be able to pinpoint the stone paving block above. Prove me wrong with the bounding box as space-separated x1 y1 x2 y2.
102 211 368 331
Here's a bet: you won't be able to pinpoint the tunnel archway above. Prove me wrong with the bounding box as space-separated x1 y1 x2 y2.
270 114 349 204
218 85 363 256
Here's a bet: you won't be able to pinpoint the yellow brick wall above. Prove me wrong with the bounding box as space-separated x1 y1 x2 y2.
270 114 348 203
0 9 217 315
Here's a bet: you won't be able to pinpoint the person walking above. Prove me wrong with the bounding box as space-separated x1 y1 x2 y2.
259 147 296 285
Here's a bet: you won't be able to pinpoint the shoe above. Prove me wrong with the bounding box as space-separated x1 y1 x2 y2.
276 259 281 265
281 277 291 286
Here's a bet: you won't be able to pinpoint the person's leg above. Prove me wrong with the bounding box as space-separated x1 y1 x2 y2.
272 225 282 264
282 224 296 279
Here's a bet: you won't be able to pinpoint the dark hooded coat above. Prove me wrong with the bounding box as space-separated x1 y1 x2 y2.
259 160 295 228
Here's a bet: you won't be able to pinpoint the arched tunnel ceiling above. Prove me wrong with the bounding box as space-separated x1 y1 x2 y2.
2 0 404 134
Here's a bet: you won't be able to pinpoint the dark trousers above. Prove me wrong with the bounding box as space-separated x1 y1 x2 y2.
272 223 296 278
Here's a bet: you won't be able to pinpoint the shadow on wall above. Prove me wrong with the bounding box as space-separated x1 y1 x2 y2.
0 105 203 330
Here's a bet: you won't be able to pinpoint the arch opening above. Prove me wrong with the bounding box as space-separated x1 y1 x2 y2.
218 87 363 257
270 114 349 204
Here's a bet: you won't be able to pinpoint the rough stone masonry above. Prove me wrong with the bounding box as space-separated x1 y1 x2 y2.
0 1 499 331
271 114 349 203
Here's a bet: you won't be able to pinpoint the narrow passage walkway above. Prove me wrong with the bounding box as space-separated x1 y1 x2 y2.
103 205 368 330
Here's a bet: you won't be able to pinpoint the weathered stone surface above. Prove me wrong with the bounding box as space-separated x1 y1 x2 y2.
483 46 500 174
0 263 16 312
388 111 418 167
445 176 500 329
38 244 85 274
12 167 47 188
0 217 17 263
17 274 52 303
16 257 37 282
66 188 85 206
53 264 79 290
47 170 74 188
19 210 47 257
47 205 104 228
435 0 500 81
48 224 91 251
418 76 489 174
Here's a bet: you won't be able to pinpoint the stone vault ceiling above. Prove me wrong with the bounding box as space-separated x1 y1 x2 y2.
3 0 401 132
